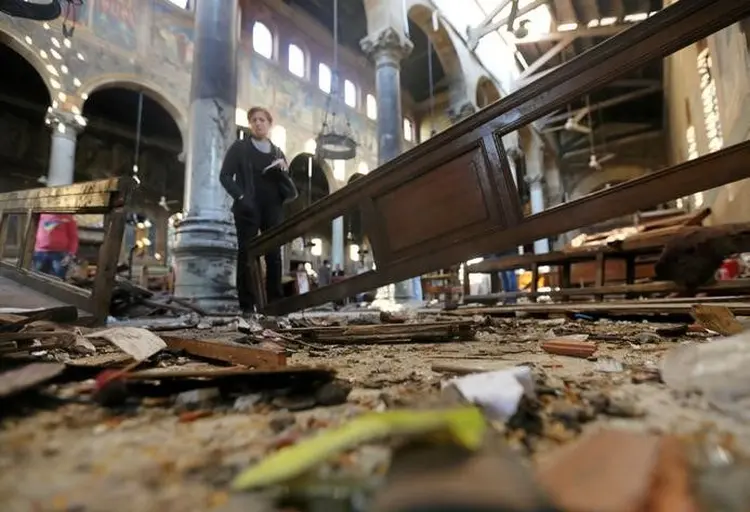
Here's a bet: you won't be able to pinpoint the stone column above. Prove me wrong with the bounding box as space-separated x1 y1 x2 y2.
172 0 239 312
331 216 345 270
361 27 420 301
526 174 550 254
45 109 84 186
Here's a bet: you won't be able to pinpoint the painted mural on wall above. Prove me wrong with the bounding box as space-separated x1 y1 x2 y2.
92 0 137 51
248 55 377 157
151 1 194 67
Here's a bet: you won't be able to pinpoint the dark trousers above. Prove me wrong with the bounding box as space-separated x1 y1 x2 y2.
234 202 284 312
33 251 67 279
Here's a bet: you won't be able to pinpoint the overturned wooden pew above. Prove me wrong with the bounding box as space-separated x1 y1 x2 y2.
0 178 131 324
247 0 750 316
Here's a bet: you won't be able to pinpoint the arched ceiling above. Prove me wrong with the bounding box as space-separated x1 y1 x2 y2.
282 0 368 55
82 88 182 144
0 42 50 107
401 18 447 104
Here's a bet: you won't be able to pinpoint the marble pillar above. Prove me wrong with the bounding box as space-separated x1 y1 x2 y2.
172 0 239 312
45 109 84 186
526 174 550 254
361 28 420 301
331 216 345 270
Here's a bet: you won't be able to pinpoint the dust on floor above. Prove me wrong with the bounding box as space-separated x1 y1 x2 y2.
1 315 748 512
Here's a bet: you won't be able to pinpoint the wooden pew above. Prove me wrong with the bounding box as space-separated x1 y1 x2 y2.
245 0 750 315
0 178 132 324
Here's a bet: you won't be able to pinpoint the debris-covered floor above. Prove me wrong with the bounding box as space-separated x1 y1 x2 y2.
2 305 750 511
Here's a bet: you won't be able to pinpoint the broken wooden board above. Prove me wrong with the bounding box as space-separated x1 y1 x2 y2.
161 336 287 368
445 300 750 318
245 0 750 315
465 278 750 303
279 320 476 345
0 363 65 398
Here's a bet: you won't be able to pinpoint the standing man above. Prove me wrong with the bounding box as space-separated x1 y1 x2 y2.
33 213 79 280
220 107 298 315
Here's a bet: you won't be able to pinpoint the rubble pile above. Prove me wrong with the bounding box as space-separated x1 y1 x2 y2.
1 304 750 510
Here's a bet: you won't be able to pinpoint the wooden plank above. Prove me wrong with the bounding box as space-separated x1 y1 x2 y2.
0 178 124 213
90 209 127 321
466 278 750 303
0 263 92 312
447 300 750 317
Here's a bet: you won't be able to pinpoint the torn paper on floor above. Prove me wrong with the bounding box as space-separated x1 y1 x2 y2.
443 366 535 421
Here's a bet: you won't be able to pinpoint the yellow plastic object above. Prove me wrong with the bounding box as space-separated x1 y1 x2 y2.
231 406 486 491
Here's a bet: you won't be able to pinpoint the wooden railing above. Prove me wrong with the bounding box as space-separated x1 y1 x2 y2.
0 178 132 323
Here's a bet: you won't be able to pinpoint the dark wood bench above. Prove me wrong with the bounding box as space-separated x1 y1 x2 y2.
0 178 132 324
245 0 750 315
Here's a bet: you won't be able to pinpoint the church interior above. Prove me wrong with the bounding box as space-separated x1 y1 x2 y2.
2 0 750 509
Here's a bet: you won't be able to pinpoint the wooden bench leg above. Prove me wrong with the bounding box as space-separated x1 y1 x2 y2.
625 255 636 300
530 263 539 303
594 253 605 302
560 262 571 302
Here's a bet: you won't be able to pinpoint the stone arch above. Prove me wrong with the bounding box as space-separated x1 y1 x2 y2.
0 29 56 100
476 76 501 108
570 165 649 199
345 173 367 245
288 153 332 203
78 75 188 146
287 153 332 241
406 3 469 104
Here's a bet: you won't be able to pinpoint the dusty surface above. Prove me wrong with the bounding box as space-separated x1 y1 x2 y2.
2 313 750 511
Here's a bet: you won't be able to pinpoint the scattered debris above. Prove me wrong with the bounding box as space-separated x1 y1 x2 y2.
541 338 597 358
691 304 744 336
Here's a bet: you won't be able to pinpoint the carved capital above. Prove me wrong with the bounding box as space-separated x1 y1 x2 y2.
447 101 477 123
525 173 545 186
360 27 413 64
45 108 86 138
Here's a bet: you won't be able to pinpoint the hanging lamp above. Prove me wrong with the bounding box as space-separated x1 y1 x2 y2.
315 0 357 161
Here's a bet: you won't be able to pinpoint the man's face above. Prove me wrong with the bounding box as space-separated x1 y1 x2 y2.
249 112 270 139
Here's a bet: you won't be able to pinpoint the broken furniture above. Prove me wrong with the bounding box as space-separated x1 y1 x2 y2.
245 0 750 316
0 178 132 324
460 209 742 303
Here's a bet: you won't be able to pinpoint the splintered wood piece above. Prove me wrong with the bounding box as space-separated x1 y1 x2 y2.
690 304 744 336
0 363 65 398
541 339 597 358
161 336 286 368
281 321 475 345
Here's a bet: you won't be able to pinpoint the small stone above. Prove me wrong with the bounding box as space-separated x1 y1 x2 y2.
175 388 220 411
233 394 263 412
269 412 296 433
315 380 352 406
580 390 609 413
606 395 646 418
634 332 662 344
272 395 316 411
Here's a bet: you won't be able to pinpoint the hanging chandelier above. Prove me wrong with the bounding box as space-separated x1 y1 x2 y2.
315 0 357 161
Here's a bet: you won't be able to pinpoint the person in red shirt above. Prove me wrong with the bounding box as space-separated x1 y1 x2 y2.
33 213 79 279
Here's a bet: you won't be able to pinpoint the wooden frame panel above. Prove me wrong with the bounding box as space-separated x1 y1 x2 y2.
0 178 131 324
245 0 750 315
